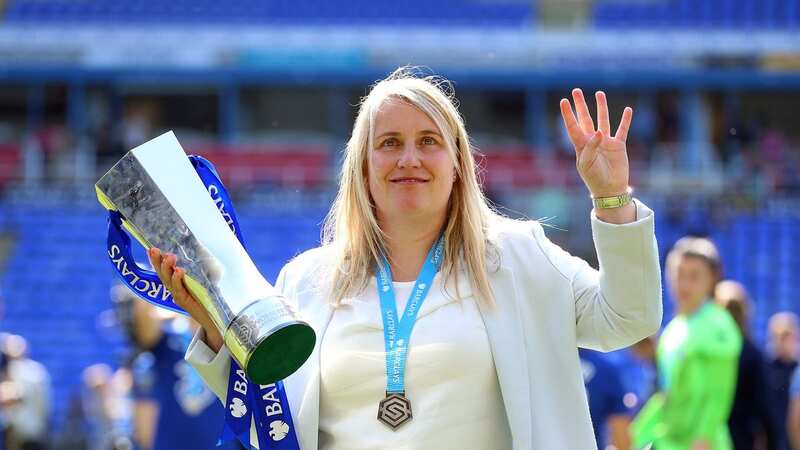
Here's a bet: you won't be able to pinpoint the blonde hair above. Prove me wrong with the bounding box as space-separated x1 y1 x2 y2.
666 237 722 277
666 236 723 297
714 280 750 336
321 67 499 306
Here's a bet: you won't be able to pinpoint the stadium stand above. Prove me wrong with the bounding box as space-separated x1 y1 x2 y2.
593 0 799 29
0 201 325 427
1 191 798 426
191 144 331 188
1 0 799 442
0 143 21 190
3 0 536 26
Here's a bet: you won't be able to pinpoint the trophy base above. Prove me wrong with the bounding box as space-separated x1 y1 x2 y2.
247 321 316 384
224 298 316 385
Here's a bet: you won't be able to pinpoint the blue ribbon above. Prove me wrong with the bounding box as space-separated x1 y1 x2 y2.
252 382 301 450
106 209 184 315
377 236 444 394
105 154 299 450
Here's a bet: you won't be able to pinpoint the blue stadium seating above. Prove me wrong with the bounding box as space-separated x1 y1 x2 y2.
9 0 797 29
0 200 324 429
594 0 799 29
3 0 535 26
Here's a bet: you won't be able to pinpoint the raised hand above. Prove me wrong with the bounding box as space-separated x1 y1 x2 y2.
559 89 632 199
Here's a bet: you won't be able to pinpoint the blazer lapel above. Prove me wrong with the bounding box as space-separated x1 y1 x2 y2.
478 267 533 450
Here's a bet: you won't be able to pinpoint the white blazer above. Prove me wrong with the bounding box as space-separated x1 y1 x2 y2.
187 200 662 450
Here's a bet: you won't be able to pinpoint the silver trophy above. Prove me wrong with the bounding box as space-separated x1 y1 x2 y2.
95 131 315 384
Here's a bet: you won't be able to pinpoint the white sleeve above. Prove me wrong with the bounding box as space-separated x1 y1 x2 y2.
6 360 51 440
184 328 233 401
533 199 662 351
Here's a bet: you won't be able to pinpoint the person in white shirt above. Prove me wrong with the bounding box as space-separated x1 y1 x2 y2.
0 334 51 450
147 67 662 450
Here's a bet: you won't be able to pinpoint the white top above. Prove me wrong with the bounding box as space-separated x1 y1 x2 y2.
4 358 51 440
318 274 511 450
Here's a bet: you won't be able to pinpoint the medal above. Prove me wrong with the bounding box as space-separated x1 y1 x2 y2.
377 392 413 429
375 236 444 430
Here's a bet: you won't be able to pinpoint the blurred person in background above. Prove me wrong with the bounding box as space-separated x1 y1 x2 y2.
633 237 742 450
82 364 133 450
61 362 135 450
580 348 632 450
54 363 134 450
0 300 5 449
786 360 800 450
0 334 52 450
111 284 241 450
715 280 776 450
766 312 800 450
0 350 8 450
33 123 74 184
629 336 659 413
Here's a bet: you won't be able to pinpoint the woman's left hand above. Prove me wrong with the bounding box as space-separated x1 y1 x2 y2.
559 89 632 198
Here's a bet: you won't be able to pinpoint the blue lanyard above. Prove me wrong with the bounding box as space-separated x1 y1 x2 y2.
376 236 444 394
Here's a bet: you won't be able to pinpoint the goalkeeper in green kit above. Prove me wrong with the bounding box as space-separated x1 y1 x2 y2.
632 237 742 450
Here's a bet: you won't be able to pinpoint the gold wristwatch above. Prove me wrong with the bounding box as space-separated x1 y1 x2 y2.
591 187 633 209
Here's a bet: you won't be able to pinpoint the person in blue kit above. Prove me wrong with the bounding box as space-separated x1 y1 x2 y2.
767 312 800 450
580 348 632 450
715 280 777 450
112 284 243 450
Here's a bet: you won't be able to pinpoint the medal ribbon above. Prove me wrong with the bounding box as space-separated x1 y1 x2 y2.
377 236 444 394
105 154 299 450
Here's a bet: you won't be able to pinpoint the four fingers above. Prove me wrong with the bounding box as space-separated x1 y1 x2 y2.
562 89 633 145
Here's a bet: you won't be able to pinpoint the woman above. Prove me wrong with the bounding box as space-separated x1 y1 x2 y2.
633 237 742 450
148 68 662 449
716 280 777 450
